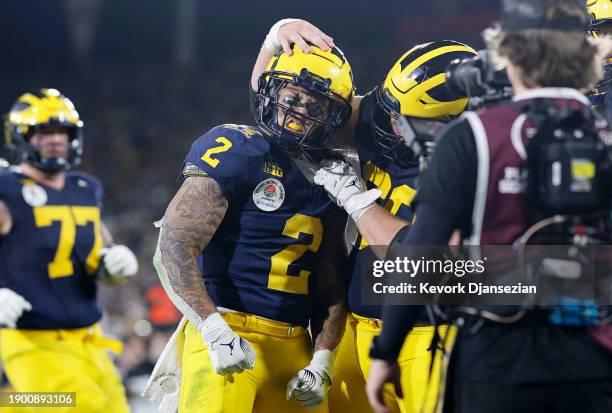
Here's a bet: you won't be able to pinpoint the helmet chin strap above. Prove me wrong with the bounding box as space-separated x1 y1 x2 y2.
35 157 69 174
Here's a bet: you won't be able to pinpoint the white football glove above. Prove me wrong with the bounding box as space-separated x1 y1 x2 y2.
264 18 301 53
0 288 32 328
100 245 139 282
201 313 256 375
287 350 334 409
314 162 381 222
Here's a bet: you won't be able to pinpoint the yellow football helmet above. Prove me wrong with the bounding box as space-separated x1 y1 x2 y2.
4 88 83 172
373 40 477 161
587 1 612 93
255 45 354 150
587 0 612 35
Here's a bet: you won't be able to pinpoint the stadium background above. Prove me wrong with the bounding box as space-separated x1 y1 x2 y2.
0 1 498 410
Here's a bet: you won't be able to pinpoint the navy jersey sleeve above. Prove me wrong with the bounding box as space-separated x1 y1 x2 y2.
182 125 268 201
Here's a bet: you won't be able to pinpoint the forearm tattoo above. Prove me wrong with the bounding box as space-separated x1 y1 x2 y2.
312 215 348 352
160 177 227 320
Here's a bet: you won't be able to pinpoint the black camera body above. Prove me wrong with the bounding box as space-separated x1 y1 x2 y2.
520 100 612 219
445 50 513 110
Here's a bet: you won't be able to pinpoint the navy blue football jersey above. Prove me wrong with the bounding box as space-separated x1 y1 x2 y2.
182 124 343 327
0 169 104 329
349 91 420 319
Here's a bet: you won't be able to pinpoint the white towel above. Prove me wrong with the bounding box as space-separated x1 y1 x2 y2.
142 317 188 413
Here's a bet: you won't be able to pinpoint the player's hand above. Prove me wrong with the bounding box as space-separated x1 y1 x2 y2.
201 313 256 375
0 200 12 236
366 359 403 413
101 245 139 282
265 19 334 55
286 350 334 409
0 288 32 328
314 162 381 222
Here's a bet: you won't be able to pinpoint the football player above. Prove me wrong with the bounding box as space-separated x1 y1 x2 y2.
253 21 476 413
0 88 139 413
587 0 612 122
148 44 354 412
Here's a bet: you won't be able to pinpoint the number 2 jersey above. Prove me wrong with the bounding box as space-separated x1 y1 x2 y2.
349 90 420 319
182 124 343 327
0 169 103 329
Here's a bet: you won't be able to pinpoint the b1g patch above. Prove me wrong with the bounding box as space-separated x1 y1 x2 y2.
252 178 285 211
22 183 48 207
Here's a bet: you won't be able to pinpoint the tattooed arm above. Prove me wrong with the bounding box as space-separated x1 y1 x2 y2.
158 176 226 322
286 212 347 407
154 175 256 374
311 212 348 352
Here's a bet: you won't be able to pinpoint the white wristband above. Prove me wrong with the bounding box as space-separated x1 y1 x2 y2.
310 349 335 381
264 18 301 53
200 312 231 345
345 189 381 223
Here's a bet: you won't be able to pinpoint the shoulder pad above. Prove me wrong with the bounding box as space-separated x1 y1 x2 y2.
66 171 102 188
0 168 23 199
201 124 269 156
65 171 104 203
182 125 268 198
0 167 21 181
187 124 269 163
186 125 268 172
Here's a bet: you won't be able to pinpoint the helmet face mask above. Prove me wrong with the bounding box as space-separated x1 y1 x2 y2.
371 89 450 163
4 89 83 173
587 0 612 36
255 46 354 152
586 1 612 93
26 124 82 172
271 81 333 147
370 91 412 162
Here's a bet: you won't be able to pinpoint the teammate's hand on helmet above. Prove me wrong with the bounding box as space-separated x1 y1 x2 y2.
314 162 381 222
265 19 334 55
201 313 256 375
0 288 32 328
100 245 139 283
287 350 334 409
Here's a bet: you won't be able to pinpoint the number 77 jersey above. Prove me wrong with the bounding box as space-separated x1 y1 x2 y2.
181 124 343 327
0 169 104 329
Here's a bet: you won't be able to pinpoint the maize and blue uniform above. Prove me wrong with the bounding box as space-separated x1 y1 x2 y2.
178 124 343 413
0 169 128 413
329 92 455 413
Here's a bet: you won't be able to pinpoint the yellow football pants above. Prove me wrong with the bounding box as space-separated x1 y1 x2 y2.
0 325 129 413
180 312 328 413
328 313 456 413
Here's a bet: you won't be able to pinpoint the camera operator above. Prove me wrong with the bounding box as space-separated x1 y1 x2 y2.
357 1 612 412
